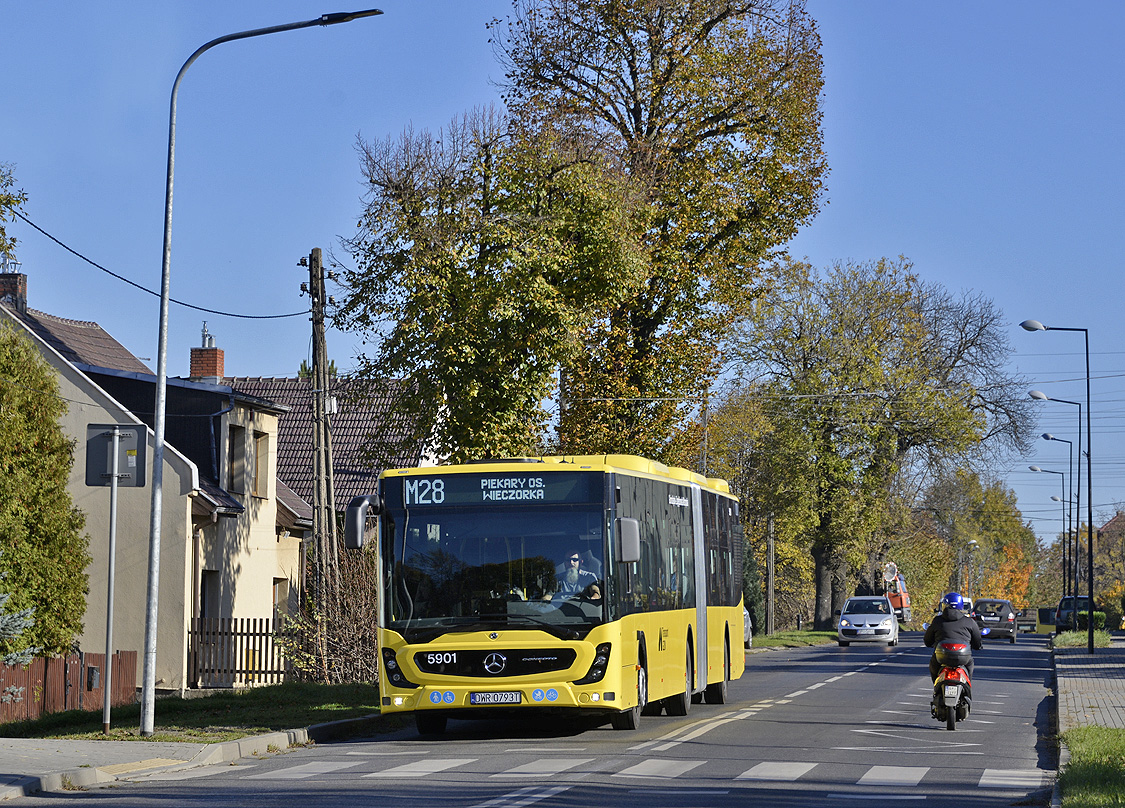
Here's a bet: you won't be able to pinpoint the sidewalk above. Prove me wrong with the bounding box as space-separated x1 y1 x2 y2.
1053 633 1125 732
0 716 381 801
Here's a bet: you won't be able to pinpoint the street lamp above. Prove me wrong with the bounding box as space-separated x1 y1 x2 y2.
142 8 384 737
1031 465 1071 606
1022 320 1095 654
1030 392 1082 608
1043 432 1074 597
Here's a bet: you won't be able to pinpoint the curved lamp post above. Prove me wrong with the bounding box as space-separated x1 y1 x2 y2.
1042 433 1074 597
1031 465 1071 607
142 8 384 737
1023 320 1095 654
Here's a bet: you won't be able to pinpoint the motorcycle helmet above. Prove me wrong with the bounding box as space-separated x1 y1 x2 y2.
942 591 964 610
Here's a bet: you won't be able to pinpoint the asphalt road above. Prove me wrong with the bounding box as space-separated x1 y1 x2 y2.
9 632 1055 807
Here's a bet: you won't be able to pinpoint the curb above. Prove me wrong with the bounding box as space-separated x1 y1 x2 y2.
0 714 386 801
1049 639 1064 808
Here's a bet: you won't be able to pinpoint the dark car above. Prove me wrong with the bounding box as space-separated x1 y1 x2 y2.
1055 595 1092 633
971 598 1017 643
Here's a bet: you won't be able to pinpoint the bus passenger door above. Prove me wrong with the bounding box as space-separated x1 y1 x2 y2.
691 484 707 694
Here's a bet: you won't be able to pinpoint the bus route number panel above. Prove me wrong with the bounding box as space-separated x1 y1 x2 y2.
401 471 601 507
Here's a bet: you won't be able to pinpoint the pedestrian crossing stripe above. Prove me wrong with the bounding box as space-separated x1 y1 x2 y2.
737 761 817 781
244 757 1049 791
362 758 478 778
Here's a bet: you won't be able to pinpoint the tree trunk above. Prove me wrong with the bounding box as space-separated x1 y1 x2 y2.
812 542 834 630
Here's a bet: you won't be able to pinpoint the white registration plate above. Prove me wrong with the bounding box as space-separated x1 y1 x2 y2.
470 691 522 705
857 629 875 635
983 616 999 622
944 685 960 699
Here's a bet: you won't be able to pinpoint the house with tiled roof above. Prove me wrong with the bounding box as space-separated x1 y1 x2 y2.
0 267 308 692
224 373 424 513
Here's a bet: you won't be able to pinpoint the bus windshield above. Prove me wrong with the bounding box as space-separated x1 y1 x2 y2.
381 500 607 641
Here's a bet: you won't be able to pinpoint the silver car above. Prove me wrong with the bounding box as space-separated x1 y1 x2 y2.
837 595 899 646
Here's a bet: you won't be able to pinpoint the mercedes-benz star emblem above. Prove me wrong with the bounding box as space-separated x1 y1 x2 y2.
483 652 507 674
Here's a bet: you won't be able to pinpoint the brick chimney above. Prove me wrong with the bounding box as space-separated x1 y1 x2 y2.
189 322 224 380
0 255 27 314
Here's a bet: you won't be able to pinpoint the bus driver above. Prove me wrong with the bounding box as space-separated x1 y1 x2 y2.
545 551 598 601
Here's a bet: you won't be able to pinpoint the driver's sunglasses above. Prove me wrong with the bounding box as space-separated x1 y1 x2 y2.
568 556 581 562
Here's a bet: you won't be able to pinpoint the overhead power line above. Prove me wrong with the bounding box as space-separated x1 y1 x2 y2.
14 211 308 320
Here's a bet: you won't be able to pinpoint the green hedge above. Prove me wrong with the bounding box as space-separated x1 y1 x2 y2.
1076 611 1106 630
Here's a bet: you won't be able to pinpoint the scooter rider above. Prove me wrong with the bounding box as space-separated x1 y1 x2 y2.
924 591 983 681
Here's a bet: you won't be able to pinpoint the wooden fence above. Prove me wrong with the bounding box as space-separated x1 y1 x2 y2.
0 651 137 724
190 617 293 687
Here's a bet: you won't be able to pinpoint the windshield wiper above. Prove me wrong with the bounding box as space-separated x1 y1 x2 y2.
475 613 583 640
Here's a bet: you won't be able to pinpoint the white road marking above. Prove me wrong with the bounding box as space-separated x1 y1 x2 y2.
736 761 817 781
979 769 1048 788
826 794 926 801
493 759 594 777
363 758 477 777
246 761 364 780
856 765 929 786
615 759 705 778
786 690 808 697
471 785 571 808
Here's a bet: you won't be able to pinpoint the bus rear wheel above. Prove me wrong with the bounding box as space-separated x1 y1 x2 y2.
612 662 647 730
665 646 693 716
704 641 730 704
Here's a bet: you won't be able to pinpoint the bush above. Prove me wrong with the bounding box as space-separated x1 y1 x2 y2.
1076 611 1106 631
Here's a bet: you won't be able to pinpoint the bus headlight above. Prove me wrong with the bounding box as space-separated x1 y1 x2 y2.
574 643 612 685
383 647 419 689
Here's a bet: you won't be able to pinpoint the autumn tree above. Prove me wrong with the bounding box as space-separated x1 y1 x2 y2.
0 324 90 655
921 469 1037 608
725 257 1035 629
1 162 27 260
490 0 826 458
338 108 644 462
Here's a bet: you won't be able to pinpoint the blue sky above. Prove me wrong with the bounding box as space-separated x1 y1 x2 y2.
3 2 1124 541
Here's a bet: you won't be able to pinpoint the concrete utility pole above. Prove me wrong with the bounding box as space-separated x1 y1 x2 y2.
307 248 339 676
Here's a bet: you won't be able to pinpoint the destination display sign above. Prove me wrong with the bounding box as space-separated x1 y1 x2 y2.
392 471 601 507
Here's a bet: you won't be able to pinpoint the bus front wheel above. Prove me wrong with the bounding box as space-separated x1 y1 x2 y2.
612 662 647 730
415 712 447 736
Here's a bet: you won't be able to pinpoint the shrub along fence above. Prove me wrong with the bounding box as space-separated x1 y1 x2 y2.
0 651 137 724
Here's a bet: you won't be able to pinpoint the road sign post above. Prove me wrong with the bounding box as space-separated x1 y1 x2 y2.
86 425 146 734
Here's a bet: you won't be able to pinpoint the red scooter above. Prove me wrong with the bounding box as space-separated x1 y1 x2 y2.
926 626 988 731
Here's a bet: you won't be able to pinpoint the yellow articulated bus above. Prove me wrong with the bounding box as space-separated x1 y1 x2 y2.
344 454 745 735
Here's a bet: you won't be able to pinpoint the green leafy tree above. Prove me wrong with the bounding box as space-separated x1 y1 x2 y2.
0 569 38 667
495 0 827 458
338 108 644 462
0 162 27 259
725 257 1035 628
0 323 90 655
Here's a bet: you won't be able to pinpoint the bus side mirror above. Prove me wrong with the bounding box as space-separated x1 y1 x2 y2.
344 494 382 550
616 517 640 564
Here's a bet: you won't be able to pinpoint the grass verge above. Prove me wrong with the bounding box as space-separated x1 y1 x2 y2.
1060 726 1125 807
1054 630 1112 649
753 629 838 648
0 681 395 743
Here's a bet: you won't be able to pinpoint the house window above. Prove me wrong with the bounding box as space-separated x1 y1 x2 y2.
252 431 269 498
228 424 246 494
273 578 289 624
200 570 220 620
